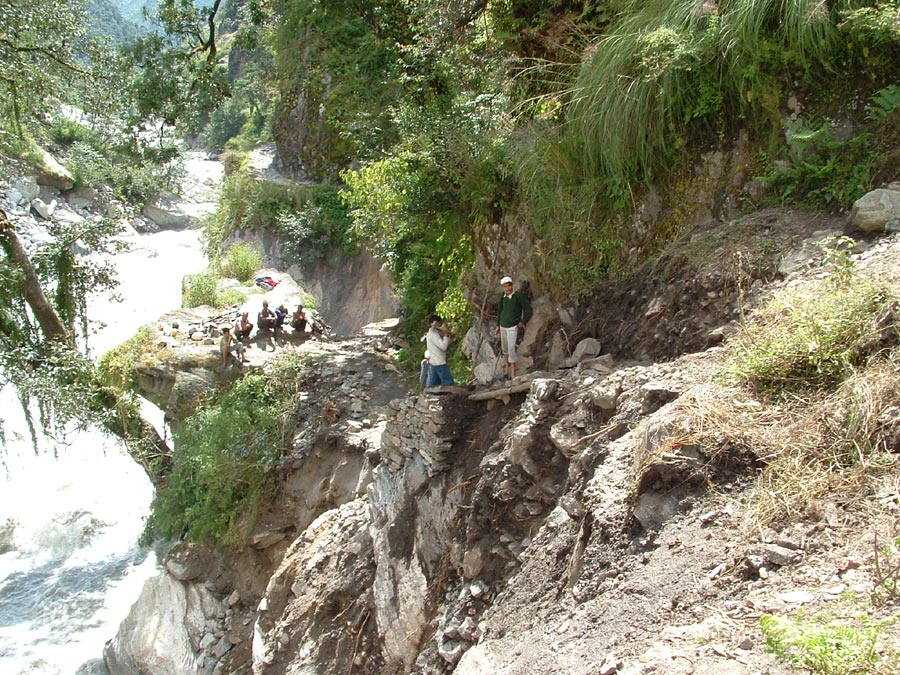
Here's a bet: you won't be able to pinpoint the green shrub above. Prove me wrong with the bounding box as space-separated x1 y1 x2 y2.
182 272 219 308
218 242 263 282
48 117 92 146
761 121 872 209
146 371 294 543
66 140 171 205
217 288 247 307
727 279 898 395
760 612 880 674
275 184 357 264
97 327 156 390
182 272 245 309
146 355 308 543
509 0 900 296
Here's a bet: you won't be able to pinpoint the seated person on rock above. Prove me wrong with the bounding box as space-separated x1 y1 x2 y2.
274 303 288 340
234 311 253 342
291 304 308 334
257 300 276 334
219 326 246 365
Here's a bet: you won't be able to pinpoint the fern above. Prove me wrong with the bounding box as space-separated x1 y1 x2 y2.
867 85 900 123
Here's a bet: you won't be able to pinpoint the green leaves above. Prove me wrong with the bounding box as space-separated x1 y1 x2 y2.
761 612 881 674
0 0 88 132
148 361 305 544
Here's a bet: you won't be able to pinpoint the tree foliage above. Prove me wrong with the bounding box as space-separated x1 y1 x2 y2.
123 0 230 131
0 0 88 132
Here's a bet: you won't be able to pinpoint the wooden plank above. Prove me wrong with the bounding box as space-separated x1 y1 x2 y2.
468 381 533 401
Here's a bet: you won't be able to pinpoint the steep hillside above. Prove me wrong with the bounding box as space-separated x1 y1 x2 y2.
107 205 900 674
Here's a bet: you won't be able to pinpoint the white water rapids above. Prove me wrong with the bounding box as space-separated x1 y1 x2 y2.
0 153 219 674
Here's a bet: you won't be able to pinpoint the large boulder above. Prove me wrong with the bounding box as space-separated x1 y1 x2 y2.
33 148 75 190
143 191 191 230
104 573 221 675
850 188 900 233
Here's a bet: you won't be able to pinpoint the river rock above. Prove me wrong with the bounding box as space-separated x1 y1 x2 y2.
67 186 99 211
165 542 214 581
105 572 221 675
52 206 86 227
33 148 75 190
12 176 40 204
143 191 191 229
0 518 16 554
31 197 56 220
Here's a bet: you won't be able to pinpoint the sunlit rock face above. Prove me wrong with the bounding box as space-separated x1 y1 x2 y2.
228 227 398 336
104 573 221 675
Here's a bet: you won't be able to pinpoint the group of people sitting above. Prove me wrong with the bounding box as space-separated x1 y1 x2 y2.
220 300 310 366
253 300 308 340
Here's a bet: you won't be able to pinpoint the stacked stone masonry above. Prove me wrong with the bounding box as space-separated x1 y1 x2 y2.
380 394 462 475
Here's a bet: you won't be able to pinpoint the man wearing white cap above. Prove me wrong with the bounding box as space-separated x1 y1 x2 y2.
494 276 532 380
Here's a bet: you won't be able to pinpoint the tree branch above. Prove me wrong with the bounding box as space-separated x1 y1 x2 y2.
0 206 71 343
0 205 172 486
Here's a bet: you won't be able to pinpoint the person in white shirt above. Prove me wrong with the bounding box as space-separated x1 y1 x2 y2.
425 315 454 386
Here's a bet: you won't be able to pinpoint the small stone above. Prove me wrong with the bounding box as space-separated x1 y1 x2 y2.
213 636 233 658
227 590 240 607
469 581 489 598
558 495 584 519
438 639 467 665
699 510 718 525
778 590 815 605
762 543 803 566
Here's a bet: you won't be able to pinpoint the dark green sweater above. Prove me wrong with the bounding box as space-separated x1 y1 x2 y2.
498 291 533 328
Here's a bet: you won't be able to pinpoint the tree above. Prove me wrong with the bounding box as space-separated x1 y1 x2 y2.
125 0 230 132
0 205 172 482
0 0 88 133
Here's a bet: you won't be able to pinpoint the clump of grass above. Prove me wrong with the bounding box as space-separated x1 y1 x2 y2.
667 310 900 531
217 242 263 283
727 280 899 396
514 0 900 296
760 611 882 675
182 271 247 309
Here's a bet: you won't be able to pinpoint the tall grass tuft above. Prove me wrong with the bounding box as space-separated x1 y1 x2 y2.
514 0 882 296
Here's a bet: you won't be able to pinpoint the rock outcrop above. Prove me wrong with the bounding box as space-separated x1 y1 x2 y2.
108 216 900 675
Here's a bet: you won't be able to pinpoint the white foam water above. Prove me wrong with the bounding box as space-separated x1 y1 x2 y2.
0 186 212 673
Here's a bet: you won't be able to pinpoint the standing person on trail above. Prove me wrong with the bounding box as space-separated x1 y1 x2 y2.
494 275 532 380
425 315 455 387
419 350 431 390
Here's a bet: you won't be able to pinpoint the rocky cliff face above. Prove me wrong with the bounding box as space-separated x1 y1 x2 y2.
107 178 900 674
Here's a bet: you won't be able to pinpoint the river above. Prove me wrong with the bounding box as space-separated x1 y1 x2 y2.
0 154 219 674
